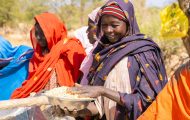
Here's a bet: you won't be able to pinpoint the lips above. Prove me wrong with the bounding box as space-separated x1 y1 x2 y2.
106 34 115 40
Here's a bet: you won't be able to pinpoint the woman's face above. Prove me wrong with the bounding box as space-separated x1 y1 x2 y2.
101 15 127 43
86 18 97 44
35 23 48 48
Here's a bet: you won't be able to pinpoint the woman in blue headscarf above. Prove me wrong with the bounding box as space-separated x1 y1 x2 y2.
68 0 168 120
0 36 33 100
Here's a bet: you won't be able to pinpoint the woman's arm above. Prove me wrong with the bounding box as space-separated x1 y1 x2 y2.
100 87 123 105
68 86 123 105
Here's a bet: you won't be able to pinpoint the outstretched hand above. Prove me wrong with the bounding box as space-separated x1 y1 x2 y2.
50 105 80 118
67 84 104 98
62 107 79 117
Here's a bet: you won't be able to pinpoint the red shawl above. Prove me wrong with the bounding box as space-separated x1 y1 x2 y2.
11 13 86 99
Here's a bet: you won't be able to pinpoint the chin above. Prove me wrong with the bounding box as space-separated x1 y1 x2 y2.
108 39 117 43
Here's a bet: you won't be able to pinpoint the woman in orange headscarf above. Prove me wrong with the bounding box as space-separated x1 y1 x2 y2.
138 61 190 120
11 12 86 99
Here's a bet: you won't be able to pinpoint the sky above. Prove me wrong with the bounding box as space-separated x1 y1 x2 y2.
145 0 177 8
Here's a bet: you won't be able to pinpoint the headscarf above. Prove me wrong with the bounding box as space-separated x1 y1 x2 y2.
74 26 93 54
11 13 86 99
88 7 101 22
89 0 167 92
0 36 33 100
101 3 127 21
95 0 140 35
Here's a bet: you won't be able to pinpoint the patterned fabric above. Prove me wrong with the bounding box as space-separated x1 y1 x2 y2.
11 13 86 99
88 7 101 22
44 70 59 90
0 36 33 100
138 61 190 120
101 4 126 21
87 0 168 119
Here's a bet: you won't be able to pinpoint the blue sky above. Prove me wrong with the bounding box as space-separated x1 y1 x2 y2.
145 0 177 8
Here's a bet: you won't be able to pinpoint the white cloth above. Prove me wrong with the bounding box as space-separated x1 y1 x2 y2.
95 56 132 120
88 7 101 22
80 41 98 85
74 26 93 55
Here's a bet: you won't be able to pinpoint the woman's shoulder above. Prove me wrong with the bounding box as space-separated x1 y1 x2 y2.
64 38 86 55
67 38 83 47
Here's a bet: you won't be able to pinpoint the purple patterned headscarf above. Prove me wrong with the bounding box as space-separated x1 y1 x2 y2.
95 0 140 35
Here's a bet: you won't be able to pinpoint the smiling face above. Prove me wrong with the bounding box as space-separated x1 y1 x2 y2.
34 23 48 48
101 14 127 43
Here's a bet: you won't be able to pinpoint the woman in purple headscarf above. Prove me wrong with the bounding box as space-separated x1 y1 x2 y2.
68 0 168 119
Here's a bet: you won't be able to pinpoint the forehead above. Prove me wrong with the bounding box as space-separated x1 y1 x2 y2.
101 14 124 24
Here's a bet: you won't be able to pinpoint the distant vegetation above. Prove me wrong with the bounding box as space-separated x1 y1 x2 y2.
0 0 187 76
0 0 165 37
0 0 104 30
0 0 166 38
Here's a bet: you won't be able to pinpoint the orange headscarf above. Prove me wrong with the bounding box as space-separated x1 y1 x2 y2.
138 61 190 120
11 13 86 99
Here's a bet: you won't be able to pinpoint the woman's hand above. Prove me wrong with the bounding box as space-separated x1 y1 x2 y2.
50 105 79 118
54 103 97 118
67 84 104 98
62 107 79 117
69 83 123 105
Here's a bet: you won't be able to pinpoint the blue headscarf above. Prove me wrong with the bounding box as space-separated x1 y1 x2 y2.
0 36 33 100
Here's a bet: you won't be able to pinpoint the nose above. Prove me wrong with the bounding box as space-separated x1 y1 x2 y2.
105 26 113 33
86 27 89 33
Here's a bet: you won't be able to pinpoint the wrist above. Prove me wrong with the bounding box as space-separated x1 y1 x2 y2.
99 86 105 96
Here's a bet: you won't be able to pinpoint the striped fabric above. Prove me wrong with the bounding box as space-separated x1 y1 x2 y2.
102 4 127 21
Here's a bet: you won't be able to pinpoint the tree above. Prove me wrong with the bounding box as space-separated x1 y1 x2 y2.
57 0 104 30
0 0 19 26
24 0 49 22
133 0 161 38
178 0 190 56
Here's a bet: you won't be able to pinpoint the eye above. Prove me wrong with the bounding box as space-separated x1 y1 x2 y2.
112 24 119 28
36 35 40 40
35 31 40 39
101 23 107 28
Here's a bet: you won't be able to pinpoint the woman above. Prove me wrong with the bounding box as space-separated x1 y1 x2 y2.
0 36 33 100
80 7 100 85
72 7 100 55
11 13 86 99
137 61 190 120
69 0 168 120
